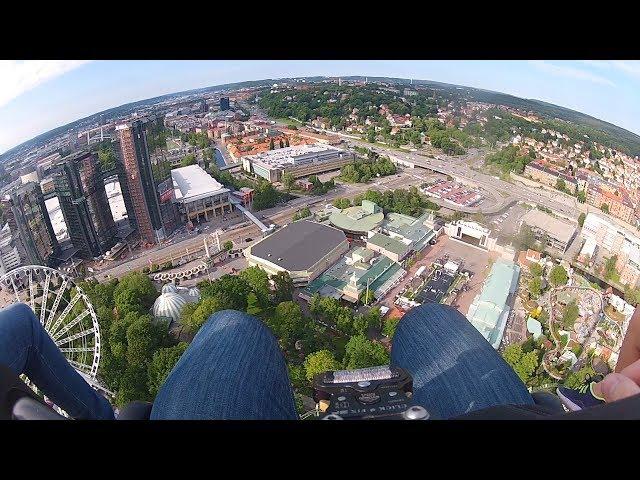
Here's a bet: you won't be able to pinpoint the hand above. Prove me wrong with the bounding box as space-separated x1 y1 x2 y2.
594 358 640 403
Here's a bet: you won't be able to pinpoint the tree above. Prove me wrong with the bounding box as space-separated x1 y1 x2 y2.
113 272 158 317
125 315 165 368
252 181 281 211
304 350 341 381
502 344 539 385
269 138 275 150
383 317 400 338
529 276 543 298
271 271 294 304
223 240 233 251
115 365 151 407
549 265 568 287
342 335 389 370
239 265 271 306
578 212 586 227
181 295 233 334
562 300 580 329
600 203 610 214
332 198 351 209
267 301 306 350
199 274 252 311
603 255 618 281
246 292 263 316
577 190 586 203
147 342 188 397
563 365 596 389
515 224 536 251
180 154 197 167
282 172 296 192
529 263 543 277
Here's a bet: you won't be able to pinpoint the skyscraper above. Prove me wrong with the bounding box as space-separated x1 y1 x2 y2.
220 97 230 111
52 150 117 259
2 182 60 266
116 118 177 244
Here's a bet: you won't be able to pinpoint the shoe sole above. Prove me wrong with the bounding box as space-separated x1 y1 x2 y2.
556 388 582 412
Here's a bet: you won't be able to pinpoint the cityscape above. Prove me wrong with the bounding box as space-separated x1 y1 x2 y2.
1 61 639 419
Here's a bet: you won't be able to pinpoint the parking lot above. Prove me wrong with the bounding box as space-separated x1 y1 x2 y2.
439 238 496 315
486 204 528 244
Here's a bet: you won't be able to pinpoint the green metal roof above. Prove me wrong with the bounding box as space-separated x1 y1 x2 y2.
366 233 409 256
467 259 520 349
329 205 384 233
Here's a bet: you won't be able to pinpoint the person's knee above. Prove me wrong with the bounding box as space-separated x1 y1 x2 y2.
1 303 38 335
197 309 267 338
398 303 463 334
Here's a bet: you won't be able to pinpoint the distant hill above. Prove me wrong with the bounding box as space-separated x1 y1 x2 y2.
4 74 639 161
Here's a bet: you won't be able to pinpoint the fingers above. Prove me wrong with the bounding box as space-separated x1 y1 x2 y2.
597 373 640 403
618 357 640 385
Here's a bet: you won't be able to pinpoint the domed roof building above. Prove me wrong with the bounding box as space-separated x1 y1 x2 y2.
186 287 201 302
161 283 178 294
152 292 187 324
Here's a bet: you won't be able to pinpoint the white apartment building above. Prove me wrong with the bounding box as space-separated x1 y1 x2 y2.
581 213 640 288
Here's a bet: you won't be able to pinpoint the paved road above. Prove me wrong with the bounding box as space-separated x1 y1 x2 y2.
345 140 584 220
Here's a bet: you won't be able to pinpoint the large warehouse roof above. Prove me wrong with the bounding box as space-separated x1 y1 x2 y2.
172 164 229 203
521 209 576 244
249 220 347 271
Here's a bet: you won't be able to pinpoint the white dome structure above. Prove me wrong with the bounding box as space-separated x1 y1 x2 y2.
161 283 178 294
187 287 201 301
152 292 187 324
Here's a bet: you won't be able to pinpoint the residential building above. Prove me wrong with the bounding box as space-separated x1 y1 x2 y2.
242 144 354 182
586 182 635 224
171 164 232 223
467 259 520 349
519 210 577 253
581 212 640 288
524 161 578 193
52 151 117 259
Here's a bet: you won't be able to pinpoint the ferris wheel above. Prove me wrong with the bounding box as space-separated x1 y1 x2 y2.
0 265 102 382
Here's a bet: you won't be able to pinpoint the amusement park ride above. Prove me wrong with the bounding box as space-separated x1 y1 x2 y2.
0 265 111 414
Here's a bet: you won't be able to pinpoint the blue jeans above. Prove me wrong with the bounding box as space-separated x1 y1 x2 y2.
0 303 114 419
151 304 533 419
1 303 533 419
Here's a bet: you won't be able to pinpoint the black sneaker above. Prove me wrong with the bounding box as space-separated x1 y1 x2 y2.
556 375 606 411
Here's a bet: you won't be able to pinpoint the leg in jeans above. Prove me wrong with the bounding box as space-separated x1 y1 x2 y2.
391 303 534 419
151 310 298 420
0 303 114 420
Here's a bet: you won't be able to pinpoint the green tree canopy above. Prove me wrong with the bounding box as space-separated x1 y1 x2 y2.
113 272 158 317
271 271 294 304
578 212 586 226
304 350 341 382
549 265 569 287
342 335 389 370
147 342 188 397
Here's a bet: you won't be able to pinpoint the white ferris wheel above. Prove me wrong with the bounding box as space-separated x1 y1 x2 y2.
0 265 102 388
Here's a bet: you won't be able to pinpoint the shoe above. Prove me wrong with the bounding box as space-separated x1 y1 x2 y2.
556 375 606 411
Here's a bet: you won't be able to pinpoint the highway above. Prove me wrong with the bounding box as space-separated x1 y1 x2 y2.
95 127 585 282
344 139 586 220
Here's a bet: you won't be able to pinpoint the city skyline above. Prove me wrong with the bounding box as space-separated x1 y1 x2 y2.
2 60 640 154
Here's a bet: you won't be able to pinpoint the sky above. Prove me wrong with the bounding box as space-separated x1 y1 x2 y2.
1 60 640 154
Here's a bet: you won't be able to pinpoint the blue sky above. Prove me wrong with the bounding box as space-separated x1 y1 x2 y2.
1 60 639 154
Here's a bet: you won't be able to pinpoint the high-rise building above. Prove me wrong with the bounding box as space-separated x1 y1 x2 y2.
0 222 22 275
52 151 117 259
116 118 178 244
220 97 230 111
2 182 60 266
